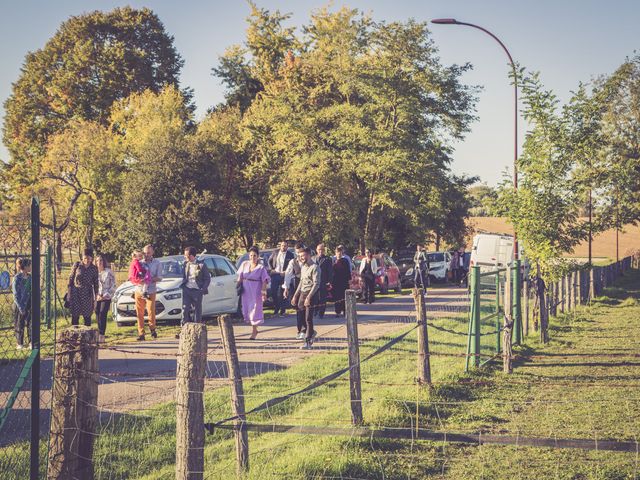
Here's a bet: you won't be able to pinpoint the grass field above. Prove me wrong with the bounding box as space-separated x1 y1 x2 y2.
467 216 640 260
2 268 639 479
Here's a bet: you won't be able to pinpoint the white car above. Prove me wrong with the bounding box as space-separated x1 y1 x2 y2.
112 254 239 327
426 251 451 282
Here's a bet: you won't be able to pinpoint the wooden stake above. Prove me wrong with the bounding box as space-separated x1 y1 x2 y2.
345 290 364 424
176 322 207 480
503 268 513 373
47 326 98 480
219 315 249 474
413 288 432 385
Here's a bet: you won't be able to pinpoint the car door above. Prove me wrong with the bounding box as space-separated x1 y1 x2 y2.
386 256 400 287
203 257 223 315
212 257 238 312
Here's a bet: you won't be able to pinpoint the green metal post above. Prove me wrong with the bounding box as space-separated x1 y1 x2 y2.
495 272 501 353
45 244 52 329
512 260 522 345
467 266 481 368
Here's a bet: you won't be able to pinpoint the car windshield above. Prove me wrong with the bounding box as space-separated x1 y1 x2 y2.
427 253 445 263
160 260 183 278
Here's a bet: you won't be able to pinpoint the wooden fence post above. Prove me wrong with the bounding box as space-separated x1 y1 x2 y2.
47 326 99 480
345 290 364 424
576 271 583 305
413 288 431 385
560 275 565 314
219 315 249 475
176 322 208 480
589 268 596 300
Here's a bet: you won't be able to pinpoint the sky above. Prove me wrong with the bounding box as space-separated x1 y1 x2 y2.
1 0 639 186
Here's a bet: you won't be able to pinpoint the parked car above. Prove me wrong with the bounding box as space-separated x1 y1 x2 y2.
470 233 529 276
112 254 239 327
352 253 402 294
426 251 451 283
393 252 417 288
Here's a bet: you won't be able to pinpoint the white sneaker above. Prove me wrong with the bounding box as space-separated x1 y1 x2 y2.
296 332 305 340
300 341 312 350
16 344 23 350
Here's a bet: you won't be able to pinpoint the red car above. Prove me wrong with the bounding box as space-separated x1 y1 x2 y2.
351 253 402 294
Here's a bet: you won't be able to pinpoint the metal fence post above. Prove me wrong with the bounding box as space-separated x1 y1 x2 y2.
30 197 41 480
512 260 522 345
45 244 52 329
467 266 481 369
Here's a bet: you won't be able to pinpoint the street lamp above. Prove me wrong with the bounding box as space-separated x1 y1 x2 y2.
432 18 519 259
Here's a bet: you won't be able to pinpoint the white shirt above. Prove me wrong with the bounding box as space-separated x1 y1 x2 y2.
276 250 286 273
283 258 302 290
186 262 199 289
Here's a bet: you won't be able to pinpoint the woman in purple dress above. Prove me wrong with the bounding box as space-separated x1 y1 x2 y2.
237 246 270 340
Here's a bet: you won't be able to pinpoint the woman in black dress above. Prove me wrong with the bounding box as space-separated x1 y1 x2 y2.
332 245 351 316
68 248 99 326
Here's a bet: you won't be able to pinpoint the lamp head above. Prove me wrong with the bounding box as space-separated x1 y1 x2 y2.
431 18 459 25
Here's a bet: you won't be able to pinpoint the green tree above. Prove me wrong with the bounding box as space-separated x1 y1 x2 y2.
238 7 477 252
468 184 498 217
2 6 185 192
496 71 586 342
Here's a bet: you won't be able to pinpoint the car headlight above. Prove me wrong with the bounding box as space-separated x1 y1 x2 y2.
164 290 182 300
406 268 414 276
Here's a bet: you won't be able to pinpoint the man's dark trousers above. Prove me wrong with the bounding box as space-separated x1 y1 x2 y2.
271 273 285 314
182 287 204 324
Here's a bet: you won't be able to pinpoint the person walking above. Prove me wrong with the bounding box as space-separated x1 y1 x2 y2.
314 243 333 319
180 246 211 327
68 248 99 327
95 255 116 344
292 247 319 349
457 247 467 287
413 244 429 289
449 250 460 285
268 241 294 316
332 245 351 316
237 246 270 340
12 258 31 350
359 249 378 304
135 244 163 341
284 242 306 339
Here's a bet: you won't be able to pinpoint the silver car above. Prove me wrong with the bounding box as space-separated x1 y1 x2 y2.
112 254 239 327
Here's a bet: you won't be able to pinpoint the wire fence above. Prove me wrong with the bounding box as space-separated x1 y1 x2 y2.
2 251 639 479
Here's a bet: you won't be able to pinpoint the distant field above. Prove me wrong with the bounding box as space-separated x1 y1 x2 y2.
466 217 640 258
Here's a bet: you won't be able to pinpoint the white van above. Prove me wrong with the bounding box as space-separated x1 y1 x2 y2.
470 233 522 270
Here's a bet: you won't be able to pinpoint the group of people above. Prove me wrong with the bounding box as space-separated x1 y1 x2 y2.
449 247 470 286
236 241 380 350
65 247 116 343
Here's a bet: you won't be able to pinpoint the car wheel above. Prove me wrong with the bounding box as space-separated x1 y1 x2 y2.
381 278 389 295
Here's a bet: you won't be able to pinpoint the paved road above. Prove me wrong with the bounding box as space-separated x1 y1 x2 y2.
0 287 468 443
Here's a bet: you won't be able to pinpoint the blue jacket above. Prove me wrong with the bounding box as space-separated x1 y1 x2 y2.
12 273 31 313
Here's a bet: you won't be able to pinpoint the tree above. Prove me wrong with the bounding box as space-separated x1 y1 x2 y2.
496 70 587 342
468 184 498 217
237 7 477 252
598 57 640 259
38 119 122 262
2 6 186 194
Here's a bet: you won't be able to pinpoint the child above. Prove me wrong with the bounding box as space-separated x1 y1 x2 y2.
12 257 32 350
128 250 151 298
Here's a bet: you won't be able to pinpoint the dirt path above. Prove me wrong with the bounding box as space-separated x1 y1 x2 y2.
96 287 468 411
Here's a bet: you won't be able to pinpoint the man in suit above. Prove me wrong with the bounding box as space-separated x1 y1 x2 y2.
314 243 333 319
268 241 295 316
180 246 211 326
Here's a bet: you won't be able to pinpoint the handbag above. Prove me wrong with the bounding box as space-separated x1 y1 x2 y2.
63 292 71 309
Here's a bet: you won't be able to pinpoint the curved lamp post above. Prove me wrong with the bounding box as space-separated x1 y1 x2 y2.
432 18 519 259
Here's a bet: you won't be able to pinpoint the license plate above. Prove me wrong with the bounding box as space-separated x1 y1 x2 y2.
123 304 136 312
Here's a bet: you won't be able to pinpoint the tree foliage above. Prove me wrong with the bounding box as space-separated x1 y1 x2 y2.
2 6 185 191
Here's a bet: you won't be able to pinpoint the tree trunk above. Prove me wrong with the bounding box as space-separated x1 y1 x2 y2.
85 198 94 248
